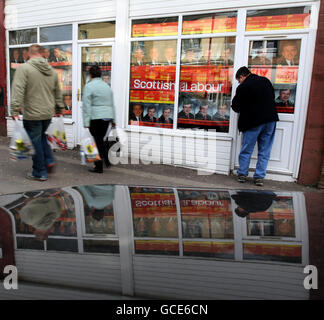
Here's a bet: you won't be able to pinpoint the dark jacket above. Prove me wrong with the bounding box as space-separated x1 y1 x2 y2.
231 74 279 132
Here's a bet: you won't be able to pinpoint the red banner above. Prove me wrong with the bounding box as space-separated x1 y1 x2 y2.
135 240 179 252
246 13 310 31
132 22 178 37
243 243 301 258
177 118 229 127
250 66 273 81
183 241 234 254
182 17 237 34
275 66 298 84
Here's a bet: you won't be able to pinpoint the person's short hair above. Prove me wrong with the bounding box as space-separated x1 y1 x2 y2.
182 98 192 106
132 103 143 111
89 65 102 78
200 100 210 108
279 89 291 94
92 209 105 221
163 106 171 112
147 105 156 112
235 66 251 80
29 44 42 55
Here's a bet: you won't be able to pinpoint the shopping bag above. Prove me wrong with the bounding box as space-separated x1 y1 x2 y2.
9 119 34 161
46 116 67 151
115 127 128 147
80 128 101 164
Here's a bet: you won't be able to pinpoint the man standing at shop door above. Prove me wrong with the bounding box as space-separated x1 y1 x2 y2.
10 44 64 181
231 67 279 186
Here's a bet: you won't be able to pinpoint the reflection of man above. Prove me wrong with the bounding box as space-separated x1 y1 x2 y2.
198 48 216 65
216 47 233 66
102 74 111 84
231 66 279 186
22 48 29 63
250 49 271 65
158 107 173 124
276 42 299 66
129 103 144 122
178 99 194 119
231 190 277 218
212 104 229 121
182 48 198 65
63 94 72 111
164 47 176 65
103 52 111 63
20 197 62 241
132 47 144 66
143 106 157 122
51 47 66 62
195 102 212 120
149 47 161 65
11 49 21 63
275 89 294 107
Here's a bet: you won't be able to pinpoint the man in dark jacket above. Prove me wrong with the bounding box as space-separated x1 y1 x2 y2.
231 67 279 186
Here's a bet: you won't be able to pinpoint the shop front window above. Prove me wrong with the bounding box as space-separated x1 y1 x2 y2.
40 25 72 42
129 40 177 128
248 39 301 114
9 47 30 86
42 44 73 118
246 7 311 32
178 37 235 132
9 28 37 45
78 21 115 40
132 17 178 37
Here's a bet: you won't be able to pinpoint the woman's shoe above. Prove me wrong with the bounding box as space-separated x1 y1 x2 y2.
88 167 103 173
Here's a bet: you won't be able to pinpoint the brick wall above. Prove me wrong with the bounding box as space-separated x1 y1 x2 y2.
298 2 324 185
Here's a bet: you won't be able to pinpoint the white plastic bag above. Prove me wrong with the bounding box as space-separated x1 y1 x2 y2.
46 116 67 151
9 119 34 161
115 127 128 147
80 128 100 164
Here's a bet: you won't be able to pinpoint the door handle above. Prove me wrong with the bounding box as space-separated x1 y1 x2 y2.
77 89 80 101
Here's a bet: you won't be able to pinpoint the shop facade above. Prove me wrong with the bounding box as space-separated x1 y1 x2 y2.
2 0 323 182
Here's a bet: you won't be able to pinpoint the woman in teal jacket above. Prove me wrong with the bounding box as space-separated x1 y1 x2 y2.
82 65 115 173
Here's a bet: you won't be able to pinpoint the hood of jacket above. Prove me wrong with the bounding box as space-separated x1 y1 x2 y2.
28 57 54 76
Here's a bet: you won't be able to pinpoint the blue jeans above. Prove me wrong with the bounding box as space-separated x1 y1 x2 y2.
237 121 277 179
23 119 54 178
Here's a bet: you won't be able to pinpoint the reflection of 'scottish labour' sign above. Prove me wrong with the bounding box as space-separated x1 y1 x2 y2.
275 66 298 84
250 67 273 81
130 90 175 104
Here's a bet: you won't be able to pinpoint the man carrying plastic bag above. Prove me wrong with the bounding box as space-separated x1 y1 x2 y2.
10 44 64 181
9 118 34 161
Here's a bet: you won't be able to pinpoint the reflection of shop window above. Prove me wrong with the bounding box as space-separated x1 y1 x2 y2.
78 21 115 40
5 189 78 253
9 28 37 45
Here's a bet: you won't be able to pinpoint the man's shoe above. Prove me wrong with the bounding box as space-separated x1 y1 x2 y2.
237 174 247 183
26 173 48 181
88 167 103 173
47 163 56 174
254 178 264 186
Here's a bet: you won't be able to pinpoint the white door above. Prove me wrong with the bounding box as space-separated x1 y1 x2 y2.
234 34 308 181
76 42 114 144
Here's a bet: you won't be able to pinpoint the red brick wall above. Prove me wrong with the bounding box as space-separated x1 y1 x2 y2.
0 0 7 136
298 2 324 185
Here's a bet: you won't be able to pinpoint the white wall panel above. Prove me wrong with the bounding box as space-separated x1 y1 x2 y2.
15 251 122 293
129 0 316 17
133 256 308 300
5 0 116 29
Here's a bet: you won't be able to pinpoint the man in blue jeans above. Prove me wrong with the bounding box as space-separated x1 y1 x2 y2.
231 67 279 186
10 44 64 181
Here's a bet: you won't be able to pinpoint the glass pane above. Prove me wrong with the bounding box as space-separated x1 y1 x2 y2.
46 238 78 252
78 21 115 40
16 237 44 250
182 12 237 35
9 28 37 45
246 6 311 31
132 17 178 37
6 189 76 241
129 40 177 128
243 243 302 263
40 25 72 42
74 185 116 235
135 240 179 255
9 48 30 87
130 187 178 238
248 39 301 114
178 37 235 131
42 44 73 118
81 46 112 92
183 241 234 259
178 189 233 239
83 240 119 253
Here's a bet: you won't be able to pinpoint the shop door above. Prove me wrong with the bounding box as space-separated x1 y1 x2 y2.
234 35 307 179
76 43 114 144
0 208 15 279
